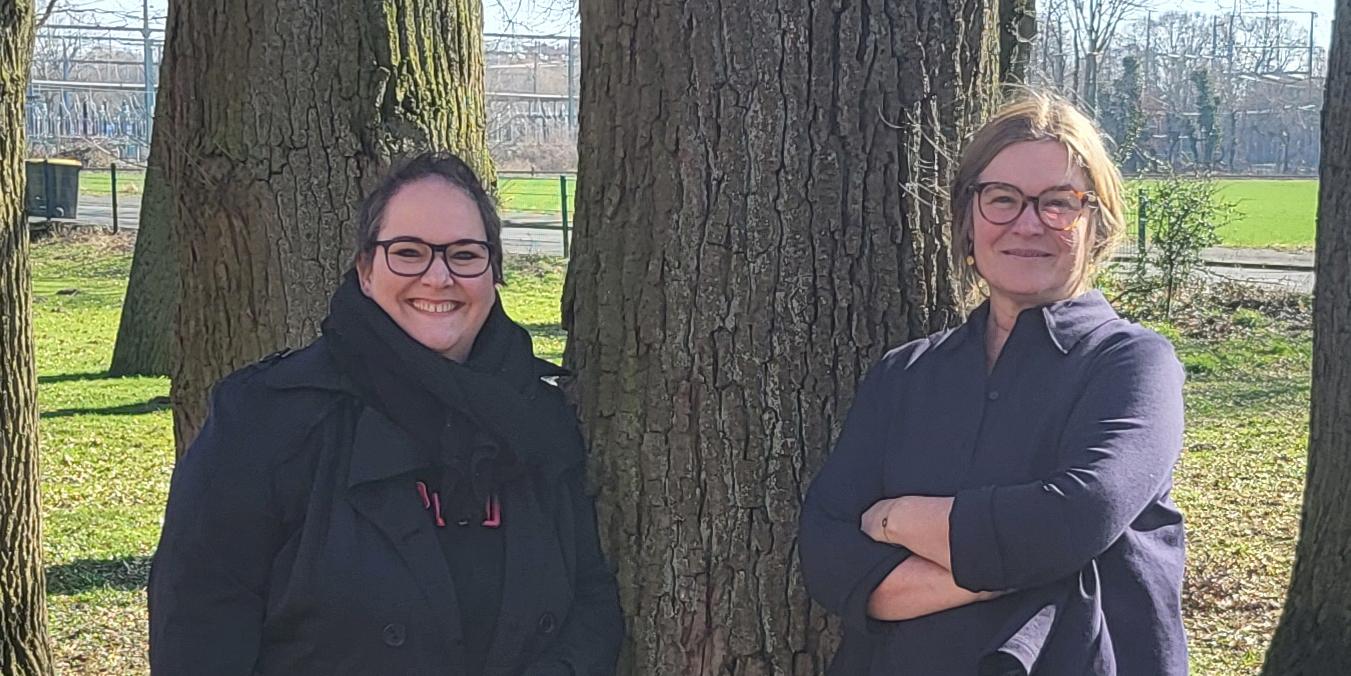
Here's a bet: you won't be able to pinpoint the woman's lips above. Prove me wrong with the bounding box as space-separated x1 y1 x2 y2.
408 299 462 314
1002 249 1052 258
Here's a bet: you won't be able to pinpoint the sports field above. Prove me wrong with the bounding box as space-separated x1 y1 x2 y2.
1124 178 1317 251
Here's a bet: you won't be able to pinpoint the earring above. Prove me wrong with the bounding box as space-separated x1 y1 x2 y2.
965 254 975 266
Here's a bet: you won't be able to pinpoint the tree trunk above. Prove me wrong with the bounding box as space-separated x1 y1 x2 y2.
999 0 1037 83
563 0 997 672
1260 0 1351 672
109 70 175 378
164 0 494 452
0 1 55 673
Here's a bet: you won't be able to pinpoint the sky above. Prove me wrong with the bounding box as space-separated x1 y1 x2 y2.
61 0 1335 45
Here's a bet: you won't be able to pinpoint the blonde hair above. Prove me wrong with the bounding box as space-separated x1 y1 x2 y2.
951 92 1126 305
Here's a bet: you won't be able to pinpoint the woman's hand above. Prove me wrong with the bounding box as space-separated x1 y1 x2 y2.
861 497 905 545
862 496 955 569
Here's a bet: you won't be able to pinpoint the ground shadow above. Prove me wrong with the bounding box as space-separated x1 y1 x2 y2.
46 555 152 595
41 396 171 419
521 323 565 337
38 371 110 385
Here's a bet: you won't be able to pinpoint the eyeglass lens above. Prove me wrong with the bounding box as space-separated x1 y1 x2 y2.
977 183 1085 230
384 240 491 277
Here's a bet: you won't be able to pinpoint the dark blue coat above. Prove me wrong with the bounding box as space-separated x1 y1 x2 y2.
800 291 1187 675
149 338 624 676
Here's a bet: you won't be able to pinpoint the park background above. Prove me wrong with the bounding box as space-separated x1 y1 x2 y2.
8 0 1348 674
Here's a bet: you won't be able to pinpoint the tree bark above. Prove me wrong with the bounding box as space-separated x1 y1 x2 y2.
1260 0 1351 673
0 1 55 673
109 68 175 378
564 0 997 672
164 0 494 452
999 0 1037 83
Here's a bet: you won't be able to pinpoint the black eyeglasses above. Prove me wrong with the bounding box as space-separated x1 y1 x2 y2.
371 237 494 278
970 182 1097 231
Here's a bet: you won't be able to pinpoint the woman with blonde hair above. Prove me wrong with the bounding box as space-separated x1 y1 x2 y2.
799 93 1186 674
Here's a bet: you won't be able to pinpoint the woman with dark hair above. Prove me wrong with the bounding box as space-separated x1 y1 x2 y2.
799 93 1188 675
149 152 625 676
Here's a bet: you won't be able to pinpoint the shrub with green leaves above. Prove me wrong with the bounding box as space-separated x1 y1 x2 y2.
1139 173 1236 317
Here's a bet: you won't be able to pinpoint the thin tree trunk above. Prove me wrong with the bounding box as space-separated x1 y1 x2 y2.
564 0 997 672
0 0 55 673
999 0 1037 83
109 72 174 377
165 0 494 453
1260 0 1351 672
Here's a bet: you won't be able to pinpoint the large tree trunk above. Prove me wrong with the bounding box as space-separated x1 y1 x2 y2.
108 71 175 378
0 1 55 673
1260 0 1351 672
165 0 494 452
563 0 998 672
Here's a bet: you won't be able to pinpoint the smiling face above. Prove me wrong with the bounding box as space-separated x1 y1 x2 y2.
356 176 497 362
970 140 1093 310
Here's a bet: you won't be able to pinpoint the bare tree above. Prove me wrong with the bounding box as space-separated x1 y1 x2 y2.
1064 0 1151 111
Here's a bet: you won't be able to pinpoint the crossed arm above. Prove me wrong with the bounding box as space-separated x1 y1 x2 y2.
800 333 1185 628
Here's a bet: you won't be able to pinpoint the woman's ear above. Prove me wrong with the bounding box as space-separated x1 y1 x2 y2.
355 253 375 297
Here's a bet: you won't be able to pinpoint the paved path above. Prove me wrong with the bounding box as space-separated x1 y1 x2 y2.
69 194 1315 292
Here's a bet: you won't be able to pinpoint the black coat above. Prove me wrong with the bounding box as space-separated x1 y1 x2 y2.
149 338 625 676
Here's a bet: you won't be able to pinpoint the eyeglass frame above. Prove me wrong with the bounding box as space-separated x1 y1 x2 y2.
968 181 1098 231
369 236 496 278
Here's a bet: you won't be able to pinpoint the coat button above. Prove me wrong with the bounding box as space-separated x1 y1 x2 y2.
537 612 557 635
987 390 1000 401
382 623 406 647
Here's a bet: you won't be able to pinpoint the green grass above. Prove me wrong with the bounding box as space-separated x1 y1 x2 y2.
497 175 575 216
1213 179 1317 250
1124 178 1317 251
30 234 1309 674
78 170 146 196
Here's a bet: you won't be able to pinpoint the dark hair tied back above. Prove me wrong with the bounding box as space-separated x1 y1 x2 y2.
353 151 504 284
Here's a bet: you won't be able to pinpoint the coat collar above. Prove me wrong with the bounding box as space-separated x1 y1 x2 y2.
936 289 1120 355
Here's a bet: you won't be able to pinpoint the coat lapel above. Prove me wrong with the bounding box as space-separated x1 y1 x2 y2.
344 407 467 660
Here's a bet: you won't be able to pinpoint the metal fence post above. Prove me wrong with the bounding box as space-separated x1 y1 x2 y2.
110 162 120 234
43 160 53 222
1137 189 1148 256
560 175 570 258
567 37 576 127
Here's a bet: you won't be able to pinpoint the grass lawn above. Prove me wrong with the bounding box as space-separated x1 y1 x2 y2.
78 170 146 196
1124 178 1317 251
498 175 575 216
1213 179 1318 250
31 234 1308 674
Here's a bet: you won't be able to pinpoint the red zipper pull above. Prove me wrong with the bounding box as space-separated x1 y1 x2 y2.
431 491 447 528
415 481 431 509
482 494 501 528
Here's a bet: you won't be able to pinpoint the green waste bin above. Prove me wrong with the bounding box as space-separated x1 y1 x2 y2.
25 158 82 220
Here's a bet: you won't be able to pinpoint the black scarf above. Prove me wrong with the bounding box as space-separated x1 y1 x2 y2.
321 270 549 524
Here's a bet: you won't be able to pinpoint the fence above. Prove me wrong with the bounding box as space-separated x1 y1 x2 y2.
26 21 164 162
24 24 581 171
